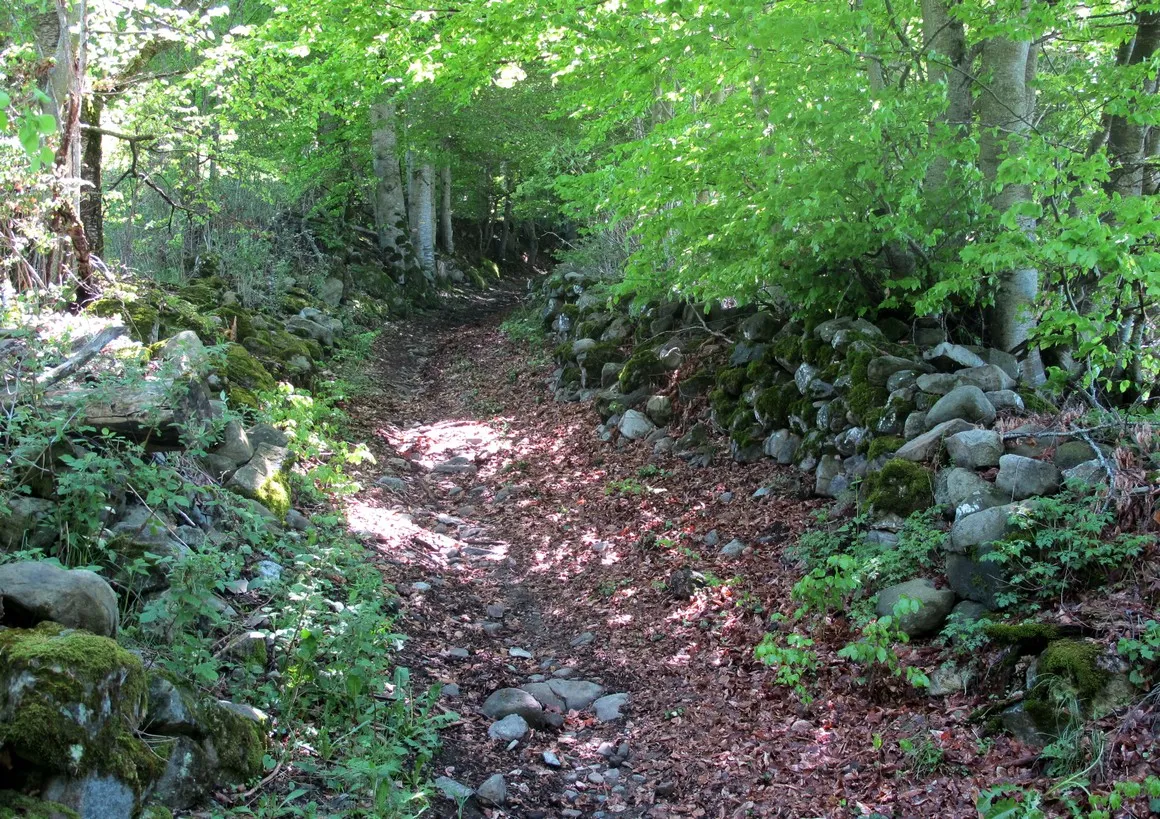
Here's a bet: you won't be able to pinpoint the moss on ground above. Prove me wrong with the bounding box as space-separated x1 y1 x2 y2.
863 458 934 516
1024 639 1110 733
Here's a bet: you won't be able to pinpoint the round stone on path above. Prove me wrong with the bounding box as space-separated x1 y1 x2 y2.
594 693 629 721
548 679 605 711
543 751 562 767
482 688 546 723
412 582 432 593
434 776 473 802
477 773 507 806
488 713 529 742
570 631 595 647
553 666 577 678
486 603 505 619
720 538 745 558
448 647 470 659
509 647 533 659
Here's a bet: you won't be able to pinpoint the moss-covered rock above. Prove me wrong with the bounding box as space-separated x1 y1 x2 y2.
577 342 623 385
754 382 799 430
866 435 904 461
0 623 159 794
222 344 276 398
983 621 1062 653
618 349 666 393
862 458 935 516
1023 639 1126 733
716 367 749 399
1018 389 1060 415
0 790 79 819
91 287 219 345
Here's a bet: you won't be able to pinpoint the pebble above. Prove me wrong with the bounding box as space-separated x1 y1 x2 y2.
604 768 620 784
509 647 533 659
483 622 503 636
719 491 734 503
448 647 470 659
570 631 595 647
528 674 546 683
588 772 605 785
720 538 746 558
441 683 460 697
563 791 579 803
543 751 562 767
486 603 505 618
594 693 628 721
553 667 577 678
412 582 431 593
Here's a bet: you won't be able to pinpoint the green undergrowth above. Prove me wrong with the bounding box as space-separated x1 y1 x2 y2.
0 298 449 816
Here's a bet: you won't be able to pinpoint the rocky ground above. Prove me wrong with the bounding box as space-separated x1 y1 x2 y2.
331 277 1160 819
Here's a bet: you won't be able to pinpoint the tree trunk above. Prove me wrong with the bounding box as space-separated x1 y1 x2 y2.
81 95 104 259
1105 11 1160 198
977 11 1040 364
921 0 972 195
405 149 419 245
369 96 414 280
439 161 454 254
414 162 436 279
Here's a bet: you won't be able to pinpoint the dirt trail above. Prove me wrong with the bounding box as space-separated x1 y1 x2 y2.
339 279 1009 818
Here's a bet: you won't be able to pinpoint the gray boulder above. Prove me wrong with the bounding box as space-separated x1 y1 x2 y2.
875 578 955 638
763 430 802 464
946 552 1005 608
903 411 928 440
247 423 289 449
935 468 1005 515
945 429 1003 469
618 409 657 440
915 372 960 396
488 713 529 741
0 561 119 636
226 443 290 511
317 277 344 306
0 496 58 551
212 420 254 466
815 455 842 497
547 679 605 711
1053 440 1108 470
594 692 629 721
895 419 975 461
740 311 779 343
645 395 673 427
924 386 996 429
482 687 549 726
955 364 1016 393
996 455 1062 500
1063 459 1107 487
477 774 507 806
986 390 1025 413
923 342 986 370
868 356 928 387
949 502 1031 553
285 315 333 347
160 330 209 374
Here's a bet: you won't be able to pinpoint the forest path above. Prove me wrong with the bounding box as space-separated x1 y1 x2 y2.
338 278 983 818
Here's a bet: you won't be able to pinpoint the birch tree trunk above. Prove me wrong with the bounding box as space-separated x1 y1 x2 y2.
439 161 454 254
414 162 436 279
977 11 1040 365
369 96 414 280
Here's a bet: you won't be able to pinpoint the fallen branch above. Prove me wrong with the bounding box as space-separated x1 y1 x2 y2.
35 324 126 388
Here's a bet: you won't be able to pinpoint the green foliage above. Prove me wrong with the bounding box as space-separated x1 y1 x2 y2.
500 304 548 344
977 776 1160 819
981 484 1152 608
754 630 819 703
1117 620 1160 687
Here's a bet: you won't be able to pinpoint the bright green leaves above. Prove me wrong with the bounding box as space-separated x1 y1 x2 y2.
0 87 56 170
